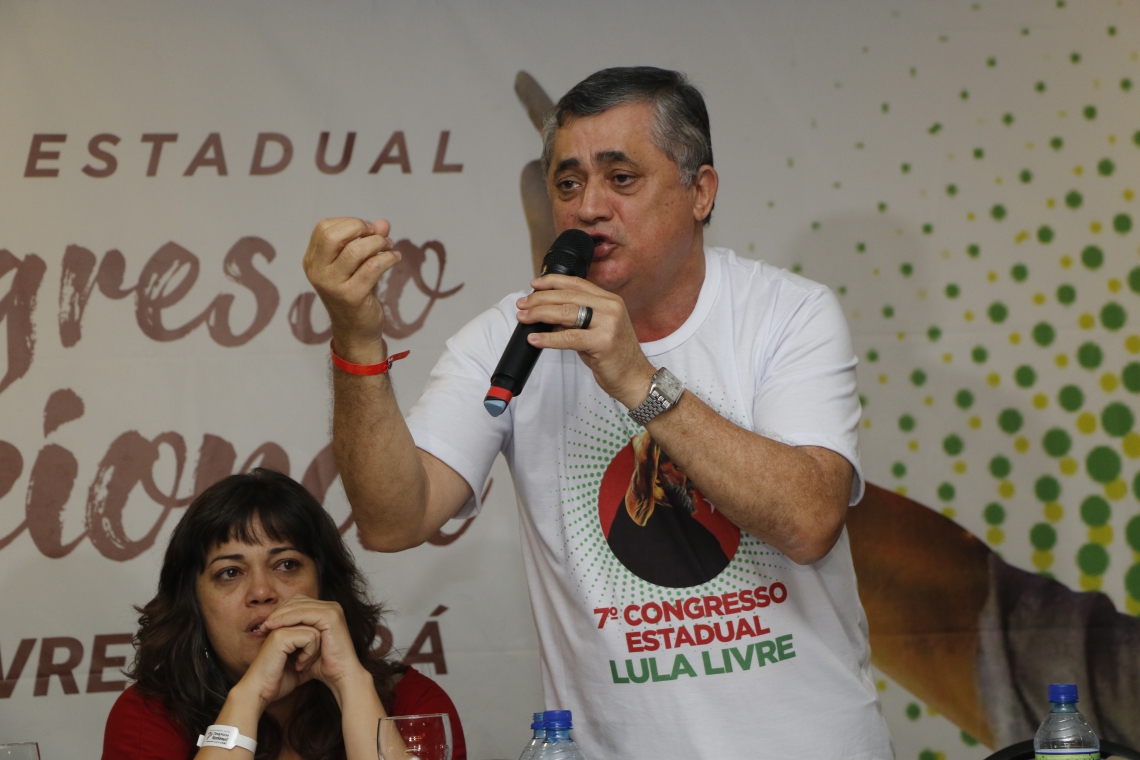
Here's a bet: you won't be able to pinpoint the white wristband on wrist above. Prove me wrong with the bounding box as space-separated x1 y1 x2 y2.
197 725 257 753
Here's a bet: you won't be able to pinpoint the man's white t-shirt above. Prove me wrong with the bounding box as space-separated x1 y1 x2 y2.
406 247 893 759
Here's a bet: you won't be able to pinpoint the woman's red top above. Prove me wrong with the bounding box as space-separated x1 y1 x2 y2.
101 667 466 760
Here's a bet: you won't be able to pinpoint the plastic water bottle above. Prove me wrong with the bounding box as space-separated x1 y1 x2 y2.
534 710 585 760
517 712 545 760
1033 683 1100 758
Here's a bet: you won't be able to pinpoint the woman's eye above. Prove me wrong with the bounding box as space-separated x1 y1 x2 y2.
278 558 301 571
217 567 240 580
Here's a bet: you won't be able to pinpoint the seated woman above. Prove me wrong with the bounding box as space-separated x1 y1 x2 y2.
102 468 466 760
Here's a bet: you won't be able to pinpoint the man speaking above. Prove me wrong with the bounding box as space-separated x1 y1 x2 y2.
303 67 892 758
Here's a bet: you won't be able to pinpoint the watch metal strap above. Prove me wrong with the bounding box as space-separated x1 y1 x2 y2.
197 725 257 753
628 368 683 426
628 388 672 426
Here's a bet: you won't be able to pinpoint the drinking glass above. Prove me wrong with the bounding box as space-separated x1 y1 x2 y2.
378 713 452 760
0 744 40 760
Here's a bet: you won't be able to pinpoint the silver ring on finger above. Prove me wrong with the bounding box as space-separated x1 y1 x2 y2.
573 304 593 330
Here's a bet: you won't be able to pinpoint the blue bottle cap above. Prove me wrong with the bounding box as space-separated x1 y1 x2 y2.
543 709 573 728
1048 683 1078 703
531 712 544 729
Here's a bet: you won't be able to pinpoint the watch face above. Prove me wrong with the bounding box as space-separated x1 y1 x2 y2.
654 369 684 404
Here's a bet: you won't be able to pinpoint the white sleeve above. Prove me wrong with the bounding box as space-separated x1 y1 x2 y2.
751 285 864 505
405 306 515 519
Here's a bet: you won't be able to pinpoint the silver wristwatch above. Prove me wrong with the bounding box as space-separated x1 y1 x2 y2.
628 367 685 426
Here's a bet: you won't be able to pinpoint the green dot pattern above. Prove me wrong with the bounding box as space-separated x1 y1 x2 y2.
1058 385 1084 412
1042 428 1072 457
1101 303 1126 330
1086 446 1122 483
1033 322 1056 346
1126 564 1140 600
1080 496 1111 526
1077 543 1110 575
1035 475 1061 503
772 5 1140 753
998 409 1024 434
1078 342 1104 369
1101 402 1134 436
1127 516 1140 553
1031 523 1058 551
1122 363 1140 392
984 503 1007 525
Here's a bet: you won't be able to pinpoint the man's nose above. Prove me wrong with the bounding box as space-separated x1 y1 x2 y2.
576 180 612 223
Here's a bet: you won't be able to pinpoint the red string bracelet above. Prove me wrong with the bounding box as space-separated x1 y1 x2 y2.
330 341 410 376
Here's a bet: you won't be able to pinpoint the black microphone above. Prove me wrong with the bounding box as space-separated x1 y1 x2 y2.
483 229 595 416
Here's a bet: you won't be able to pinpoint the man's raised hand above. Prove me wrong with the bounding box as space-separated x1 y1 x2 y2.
302 217 401 365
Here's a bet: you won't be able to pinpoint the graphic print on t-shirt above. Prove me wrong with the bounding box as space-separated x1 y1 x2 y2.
558 385 787 608
598 430 741 588
559 392 803 692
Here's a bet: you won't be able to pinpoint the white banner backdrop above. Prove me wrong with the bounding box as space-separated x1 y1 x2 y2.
2 1 1139 758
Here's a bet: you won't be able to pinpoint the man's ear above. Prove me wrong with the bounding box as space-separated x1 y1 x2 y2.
691 164 719 223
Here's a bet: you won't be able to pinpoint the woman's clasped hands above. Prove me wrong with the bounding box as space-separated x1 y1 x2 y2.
235 596 371 712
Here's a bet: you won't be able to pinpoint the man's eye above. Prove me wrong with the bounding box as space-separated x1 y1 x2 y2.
613 173 633 184
557 179 579 191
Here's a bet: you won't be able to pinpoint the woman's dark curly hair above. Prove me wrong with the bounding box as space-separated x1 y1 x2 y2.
127 468 403 760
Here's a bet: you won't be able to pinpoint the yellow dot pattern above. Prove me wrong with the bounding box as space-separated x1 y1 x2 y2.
786 4 1140 754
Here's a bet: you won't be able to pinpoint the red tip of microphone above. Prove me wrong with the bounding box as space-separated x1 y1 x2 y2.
485 386 513 401
483 385 513 417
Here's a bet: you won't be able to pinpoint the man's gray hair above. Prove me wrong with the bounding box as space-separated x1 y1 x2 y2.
540 67 714 220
